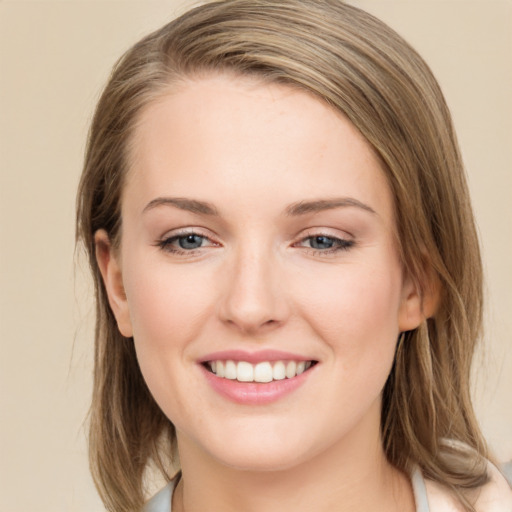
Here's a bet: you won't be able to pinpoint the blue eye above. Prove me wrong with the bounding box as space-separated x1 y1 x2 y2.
177 234 205 250
157 232 211 253
309 235 336 250
297 234 354 254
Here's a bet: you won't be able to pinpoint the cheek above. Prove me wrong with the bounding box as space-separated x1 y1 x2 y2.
122 261 220 423
121 254 218 382
296 263 403 341
124 254 214 339
291 259 403 394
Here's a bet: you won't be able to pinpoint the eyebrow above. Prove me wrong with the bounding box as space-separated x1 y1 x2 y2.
143 197 219 216
285 198 377 216
142 196 376 217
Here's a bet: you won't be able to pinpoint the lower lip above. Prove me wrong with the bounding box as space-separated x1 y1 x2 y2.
201 364 315 405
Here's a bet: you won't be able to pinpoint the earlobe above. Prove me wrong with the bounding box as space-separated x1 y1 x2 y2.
421 272 441 320
94 230 133 338
398 271 441 332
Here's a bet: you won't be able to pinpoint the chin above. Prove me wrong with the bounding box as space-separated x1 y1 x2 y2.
193 422 322 473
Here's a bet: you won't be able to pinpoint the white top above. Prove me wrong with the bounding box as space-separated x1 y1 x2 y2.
145 463 512 512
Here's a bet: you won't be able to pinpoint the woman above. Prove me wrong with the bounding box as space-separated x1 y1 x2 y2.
76 1 512 511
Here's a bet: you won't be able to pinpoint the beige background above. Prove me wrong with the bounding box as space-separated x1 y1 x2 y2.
0 1 510 510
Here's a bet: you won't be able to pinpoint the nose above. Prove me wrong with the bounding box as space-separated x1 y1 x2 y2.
218 246 289 335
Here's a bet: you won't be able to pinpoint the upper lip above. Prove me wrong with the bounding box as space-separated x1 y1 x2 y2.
198 349 316 365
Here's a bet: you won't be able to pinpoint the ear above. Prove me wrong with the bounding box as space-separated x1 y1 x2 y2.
94 230 133 338
398 269 441 332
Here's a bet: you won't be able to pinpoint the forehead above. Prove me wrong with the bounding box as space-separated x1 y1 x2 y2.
124 74 393 223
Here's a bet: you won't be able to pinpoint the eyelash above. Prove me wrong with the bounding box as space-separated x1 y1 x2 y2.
295 234 354 256
155 230 214 255
155 231 354 256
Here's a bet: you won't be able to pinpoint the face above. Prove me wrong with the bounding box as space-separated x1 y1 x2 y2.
97 75 424 472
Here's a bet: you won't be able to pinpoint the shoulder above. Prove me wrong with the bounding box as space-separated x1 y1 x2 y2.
144 480 175 512
425 461 512 512
471 462 512 512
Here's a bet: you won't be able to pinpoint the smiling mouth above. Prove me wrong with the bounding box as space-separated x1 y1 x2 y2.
203 360 318 383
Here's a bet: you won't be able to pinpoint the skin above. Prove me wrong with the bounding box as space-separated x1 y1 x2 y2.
96 75 427 512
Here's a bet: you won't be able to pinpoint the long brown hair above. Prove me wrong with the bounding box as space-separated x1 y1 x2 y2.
76 1 489 510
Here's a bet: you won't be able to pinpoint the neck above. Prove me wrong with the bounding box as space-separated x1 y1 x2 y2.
173 411 415 512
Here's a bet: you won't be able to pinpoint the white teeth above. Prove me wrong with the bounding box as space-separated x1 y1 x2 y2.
272 361 286 380
254 362 273 383
207 359 314 382
285 361 297 379
237 361 254 382
225 360 237 380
